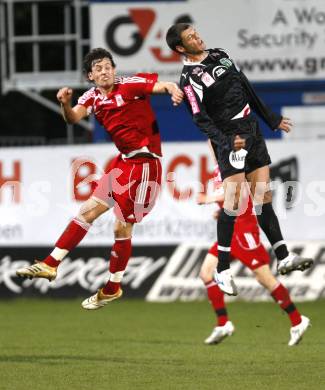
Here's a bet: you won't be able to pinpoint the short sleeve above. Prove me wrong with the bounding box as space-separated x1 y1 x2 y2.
136 73 158 94
77 87 95 115
117 73 158 97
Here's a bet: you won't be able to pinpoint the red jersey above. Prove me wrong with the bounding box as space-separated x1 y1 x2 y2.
78 73 162 156
234 196 259 234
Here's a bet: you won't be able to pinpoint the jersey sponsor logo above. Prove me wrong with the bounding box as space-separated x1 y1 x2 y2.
98 98 114 105
78 88 116 112
201 72 215 87
229 149 248 169
192 66 204 76
212 65 227 79
184 85 200 114
181 72 188 79
189 77 203 101
115 94 125 107
220 57 233 68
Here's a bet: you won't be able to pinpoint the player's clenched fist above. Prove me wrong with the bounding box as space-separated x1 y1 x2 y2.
57 87 73 105
169 83 184 106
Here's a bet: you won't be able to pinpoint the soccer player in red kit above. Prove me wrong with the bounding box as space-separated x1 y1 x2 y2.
16 48 183 310
198 164 310 346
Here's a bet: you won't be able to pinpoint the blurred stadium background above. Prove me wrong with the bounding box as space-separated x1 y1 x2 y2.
0 1 325 389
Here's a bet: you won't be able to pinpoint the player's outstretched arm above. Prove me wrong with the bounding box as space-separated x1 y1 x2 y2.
152 81 183 106
57 87 88 124
238 71 283 130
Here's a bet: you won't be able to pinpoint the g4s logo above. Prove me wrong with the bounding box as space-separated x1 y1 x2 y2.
105 9 155 56
105 9 193 62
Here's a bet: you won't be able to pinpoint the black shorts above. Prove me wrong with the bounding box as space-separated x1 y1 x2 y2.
213 118 271 180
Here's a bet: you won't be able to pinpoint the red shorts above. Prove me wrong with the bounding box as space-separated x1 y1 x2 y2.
208 231 270 270
92 154 162 223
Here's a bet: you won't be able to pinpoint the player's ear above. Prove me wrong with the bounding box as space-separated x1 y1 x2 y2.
88 72 94 81
175 45 185 54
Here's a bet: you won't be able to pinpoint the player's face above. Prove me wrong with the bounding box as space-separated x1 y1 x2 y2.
179 27 206 55
88 58 116 90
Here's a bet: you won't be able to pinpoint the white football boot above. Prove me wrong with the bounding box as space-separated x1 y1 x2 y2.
82 288 123 310
214 269 238 296
288 315 311 346
204 321 235 345
277 253 314 275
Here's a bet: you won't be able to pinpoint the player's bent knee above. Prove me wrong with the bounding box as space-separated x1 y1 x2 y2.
253 269 269 289
253 269 264 283
114 220 133 239
253 266 277 291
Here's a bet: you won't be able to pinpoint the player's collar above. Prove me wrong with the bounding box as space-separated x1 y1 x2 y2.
95 84 116 97
183 50 209 65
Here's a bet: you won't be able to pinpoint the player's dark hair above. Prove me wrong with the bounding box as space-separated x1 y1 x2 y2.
83 48 116 76
166 23 191 53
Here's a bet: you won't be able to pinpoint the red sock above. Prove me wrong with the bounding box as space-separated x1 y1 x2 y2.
271 283 302 326
102 238 132 295
43 219 90 267
205 280 228 326
43 256 61 268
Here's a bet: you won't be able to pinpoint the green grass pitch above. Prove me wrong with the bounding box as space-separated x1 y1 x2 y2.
0 299 324 390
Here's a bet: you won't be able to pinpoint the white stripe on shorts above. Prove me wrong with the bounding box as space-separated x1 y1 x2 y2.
244 233 257 249
136 163 149 204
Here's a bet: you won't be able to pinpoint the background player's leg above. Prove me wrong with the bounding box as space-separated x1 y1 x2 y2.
253 265 310 345
200 253 228 327
200 251 234 344
253 265 301 325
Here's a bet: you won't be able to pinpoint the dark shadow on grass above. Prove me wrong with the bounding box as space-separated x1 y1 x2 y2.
85 337 196 346
0 355 186 366
0 355 105 364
